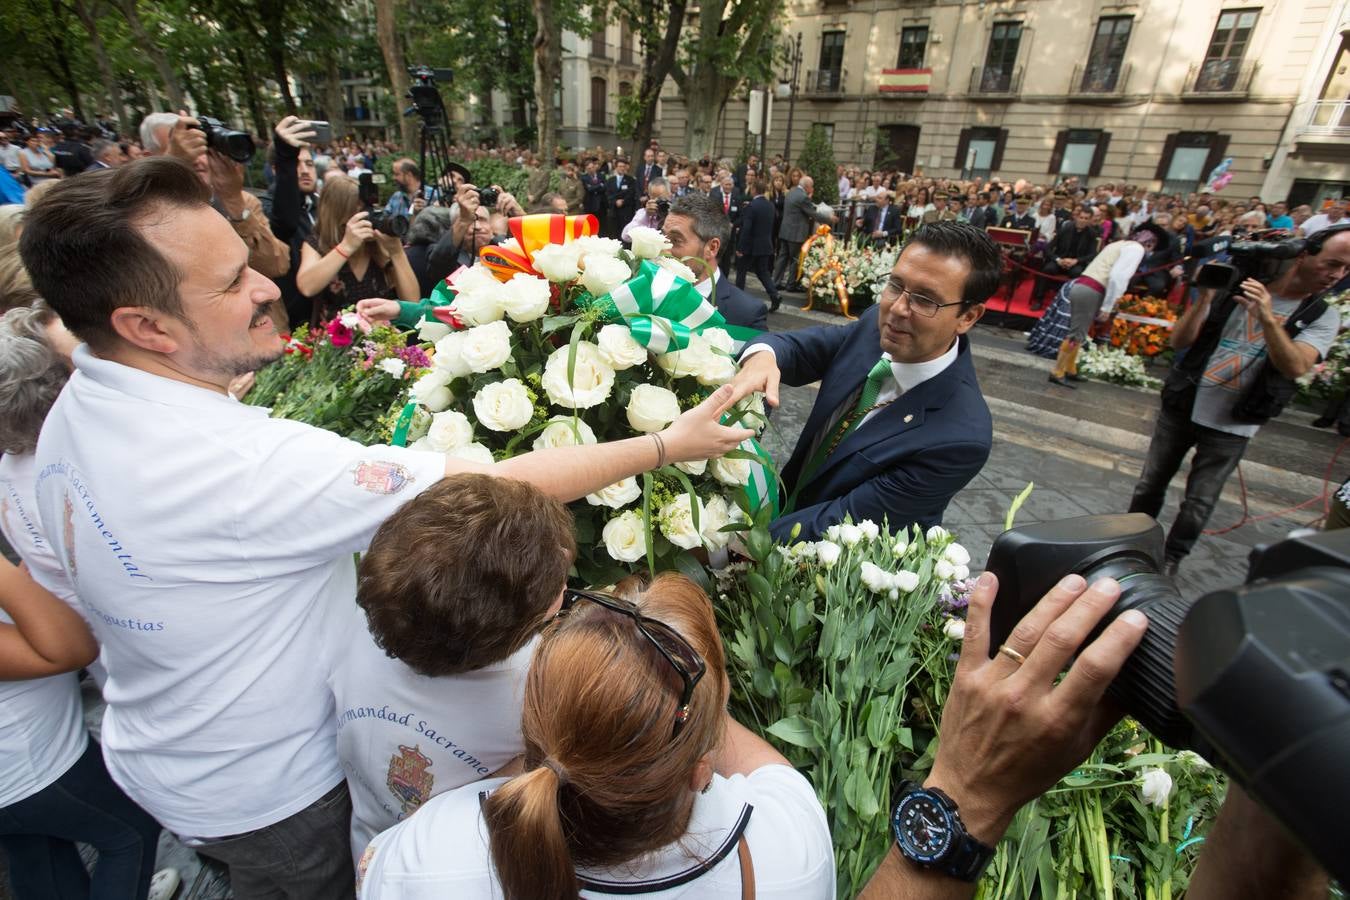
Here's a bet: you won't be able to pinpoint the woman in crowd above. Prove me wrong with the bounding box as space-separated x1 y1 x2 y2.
18 134 60 185
357 573 835 899
0 304 168 900
295 174 419 323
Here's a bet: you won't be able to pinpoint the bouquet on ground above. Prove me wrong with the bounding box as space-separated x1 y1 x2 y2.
1077 342 1160 388
245 316 431 444
1110 294 1177 358
798 232 900 312
397 213 774 586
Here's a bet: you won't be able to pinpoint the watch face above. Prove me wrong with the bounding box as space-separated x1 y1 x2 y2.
895 792 955 863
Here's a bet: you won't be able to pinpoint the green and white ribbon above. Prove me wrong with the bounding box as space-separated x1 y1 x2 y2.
587 261 722 354
739 437 780 515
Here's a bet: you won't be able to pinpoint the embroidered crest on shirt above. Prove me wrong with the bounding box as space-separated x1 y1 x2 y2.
62 492 77 578
352 461 413 495
387 744 434 817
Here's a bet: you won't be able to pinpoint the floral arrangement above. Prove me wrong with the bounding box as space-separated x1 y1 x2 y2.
799 232 900 315
1110 294 1177 358
397 214 772 587
245 317 430 445
1077 342 1162 389
1297 288 1350 406
719 509 1227 898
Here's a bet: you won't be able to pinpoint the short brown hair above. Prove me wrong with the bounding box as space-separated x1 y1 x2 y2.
357 474 576 677
19 156 208 351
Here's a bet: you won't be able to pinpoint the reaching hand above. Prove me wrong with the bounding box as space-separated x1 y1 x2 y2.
455 182 481 219
724 349 781 409
206 150 245 205
274 115 316 149
659 385 756 464
355 298 401 324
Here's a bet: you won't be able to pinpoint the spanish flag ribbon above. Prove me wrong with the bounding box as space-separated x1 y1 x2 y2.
479 213 599 282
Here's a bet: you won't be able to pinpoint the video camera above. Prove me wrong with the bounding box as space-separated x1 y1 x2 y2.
405 65 453 130
1194 231 1303 291
192 115 255 164
987 515 1350 885
357 173 408 239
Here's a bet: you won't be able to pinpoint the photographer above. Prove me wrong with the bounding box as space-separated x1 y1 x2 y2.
1128 226 1350 575
263 115 321 326
295 174 419 322
619 176 670 241
425 181 523 288
384 158 438 220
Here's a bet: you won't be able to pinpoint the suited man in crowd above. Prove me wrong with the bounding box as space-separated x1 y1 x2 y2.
735 179 781 312
728 220 998 542
636 147 662 196
710 171 746 277
862 190 902 247
604 158 638 239
1033 206 1100 308
773 175 837 292
966 192 997 230
664 192 768 331
580 158 605 221
733 153 759 192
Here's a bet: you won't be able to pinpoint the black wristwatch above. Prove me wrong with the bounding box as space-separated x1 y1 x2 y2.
890 780 995 882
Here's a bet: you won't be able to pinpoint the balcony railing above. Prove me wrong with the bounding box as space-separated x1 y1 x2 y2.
1294 99 1350 139
1185 59 1256 97
804 68 845 94
969 65 1023 96
1070 62 1131 96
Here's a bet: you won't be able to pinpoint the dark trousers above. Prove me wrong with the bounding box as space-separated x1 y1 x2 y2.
736 253 779 305
193 781 355 900
1127 401 1249 562
1035 259 1083 301
773 239 803 288
0 739 162 900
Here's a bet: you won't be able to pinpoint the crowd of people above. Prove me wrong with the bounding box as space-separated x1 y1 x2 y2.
0 108 1340 900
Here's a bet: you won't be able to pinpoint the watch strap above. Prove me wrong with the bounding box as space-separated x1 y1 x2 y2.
892 781 995 883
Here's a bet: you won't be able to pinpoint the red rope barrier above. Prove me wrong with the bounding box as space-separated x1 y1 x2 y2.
1203 436 1350 535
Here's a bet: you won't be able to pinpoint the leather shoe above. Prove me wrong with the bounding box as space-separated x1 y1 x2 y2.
770 298 781 312
1048 374 1077 389
1066 372 1086 382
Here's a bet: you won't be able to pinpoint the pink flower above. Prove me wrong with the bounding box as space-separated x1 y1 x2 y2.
326 317 354 348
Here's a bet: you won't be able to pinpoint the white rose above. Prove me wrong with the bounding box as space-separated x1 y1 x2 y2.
410 369 453 412
433 332 472 379
700 327 734 354
935 559 956 581
571 235 623 258
426 410 474 452
628 225 672 259
580 254 632 297
459 320 514 374
943 543 971 567
586 476 641 509
709 454 751 486
892 539 909 558
943 618 966 640
656 335 712 379
824 524 841 542
696 348 737 386
660 494 705 550
417 319 452 342
541 342 616 409
449 442 494 465
449 286 505 326
814 540 842 567
1139 768 1173 808
501 273 552 322
378 357 407 378
953 564 971 582
533 415 597 450
926 525 950 542
860 561 887 593
654 255 699 284
700 494 735 549
602 510 647 563
472 379 535 432
626 384 682 433
837 523 862 547
858 520 880 541
596 324 648 370
532 243 583 283
892 570 920 593
448 264 502 295
675 458 707 476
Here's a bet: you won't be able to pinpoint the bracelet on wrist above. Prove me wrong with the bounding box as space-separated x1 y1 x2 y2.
334 245 351 260
651 433 668 468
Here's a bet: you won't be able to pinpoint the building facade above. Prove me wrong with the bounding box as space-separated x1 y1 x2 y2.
656 0 1348 200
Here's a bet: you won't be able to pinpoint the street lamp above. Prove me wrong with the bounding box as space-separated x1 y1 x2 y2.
781 32 803 164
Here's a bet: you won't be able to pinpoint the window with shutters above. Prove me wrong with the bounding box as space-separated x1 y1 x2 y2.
590 77 608 128
1050 129 1110 177
1155 132 1229 194
898 26 928 69
980 22 1022 91
815 31 846 92
1197 9 1258 91
1082 17 1132 92
956 126 1007 178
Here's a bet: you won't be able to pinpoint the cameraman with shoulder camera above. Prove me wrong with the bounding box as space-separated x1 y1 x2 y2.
1127 226 1350 576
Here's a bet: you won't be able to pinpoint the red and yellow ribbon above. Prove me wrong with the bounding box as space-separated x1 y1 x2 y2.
479 213 599 282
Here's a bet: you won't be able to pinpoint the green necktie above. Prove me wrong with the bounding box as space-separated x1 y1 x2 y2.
790 357 894 507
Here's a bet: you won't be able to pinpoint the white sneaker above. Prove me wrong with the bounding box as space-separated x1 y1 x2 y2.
147 868 180 900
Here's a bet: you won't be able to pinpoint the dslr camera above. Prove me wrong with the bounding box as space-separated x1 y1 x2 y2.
987 514 1350 885
192 116 255 164
357 173 408 239
476 186 499 209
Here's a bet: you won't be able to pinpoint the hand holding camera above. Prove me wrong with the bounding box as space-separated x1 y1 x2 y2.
341 211 374 255
455 182 481 219
1234 277 1273 322
167 115 207 166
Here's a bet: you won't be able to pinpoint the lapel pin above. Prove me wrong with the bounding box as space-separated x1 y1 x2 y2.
903 414 914 424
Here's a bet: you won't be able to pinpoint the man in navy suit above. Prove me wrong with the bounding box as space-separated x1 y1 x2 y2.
735 181 781 311
861 190 902 247
728 220 1000 542
664 193 768 332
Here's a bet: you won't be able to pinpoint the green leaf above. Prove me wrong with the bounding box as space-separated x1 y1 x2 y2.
541 314 579 336
773 633 793 665
766 715 822 749
1005 481 1035 532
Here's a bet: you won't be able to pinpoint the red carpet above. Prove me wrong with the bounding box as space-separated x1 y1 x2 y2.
984 272 1053 320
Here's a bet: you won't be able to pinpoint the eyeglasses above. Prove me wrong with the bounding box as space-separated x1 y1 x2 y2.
560 588 708 739
879 281 965 318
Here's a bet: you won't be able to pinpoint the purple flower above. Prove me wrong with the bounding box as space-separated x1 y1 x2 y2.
399 345 432 369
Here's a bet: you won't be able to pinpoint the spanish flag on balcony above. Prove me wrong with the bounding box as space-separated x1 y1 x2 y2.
879 68 932 93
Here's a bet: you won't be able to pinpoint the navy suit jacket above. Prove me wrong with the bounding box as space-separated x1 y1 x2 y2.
715 274 768 332
737 195 776 257
754 305 992 542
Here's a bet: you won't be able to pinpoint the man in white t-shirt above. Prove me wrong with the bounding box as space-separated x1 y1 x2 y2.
1299 199 1346 238
334 474 575 863
17 156 752 898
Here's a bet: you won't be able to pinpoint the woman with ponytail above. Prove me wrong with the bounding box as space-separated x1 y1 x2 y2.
356 572 835 899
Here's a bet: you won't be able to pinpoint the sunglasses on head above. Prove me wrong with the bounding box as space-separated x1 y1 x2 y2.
560 587 707 739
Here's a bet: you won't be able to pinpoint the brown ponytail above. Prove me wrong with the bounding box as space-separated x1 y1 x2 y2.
483 573 728 900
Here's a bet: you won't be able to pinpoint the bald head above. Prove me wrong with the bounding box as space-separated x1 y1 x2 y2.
800 175 815 196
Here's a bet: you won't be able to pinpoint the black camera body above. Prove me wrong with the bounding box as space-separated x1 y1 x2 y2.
986 515 1350 884
476 186 499 209
193 116 255 163
357 173 408 239
1195 232 1304 291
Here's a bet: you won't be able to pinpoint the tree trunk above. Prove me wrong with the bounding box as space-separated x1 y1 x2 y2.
232 47 270 140
113 0 185 109
260 0 296 114
325 53 345 134
72 0 128 129
631 0 686 160
374 0 416 151
531 0 560 160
